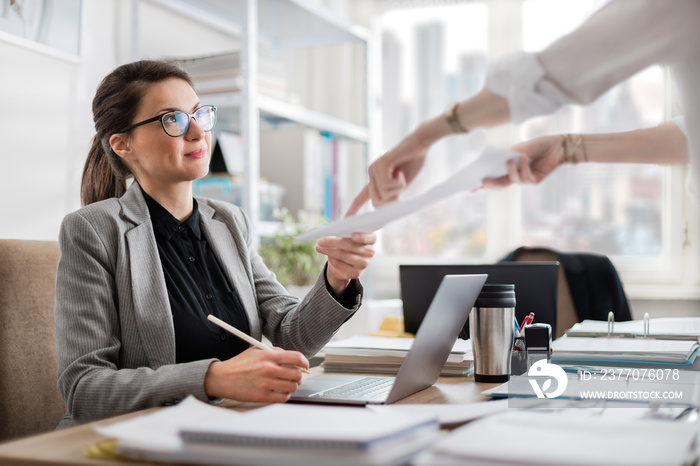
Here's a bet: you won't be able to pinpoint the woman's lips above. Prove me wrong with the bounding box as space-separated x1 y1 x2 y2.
185 148 207 159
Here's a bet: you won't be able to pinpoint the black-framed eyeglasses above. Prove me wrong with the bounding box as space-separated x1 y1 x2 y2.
115 105 217 137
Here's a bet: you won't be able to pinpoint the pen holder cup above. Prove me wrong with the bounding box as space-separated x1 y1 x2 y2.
511 336 527 376
469 284 515 383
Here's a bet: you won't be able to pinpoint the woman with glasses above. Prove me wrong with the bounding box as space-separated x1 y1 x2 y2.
54 60 376 428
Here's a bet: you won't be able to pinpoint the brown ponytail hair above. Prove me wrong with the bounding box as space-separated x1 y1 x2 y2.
81 60 193 205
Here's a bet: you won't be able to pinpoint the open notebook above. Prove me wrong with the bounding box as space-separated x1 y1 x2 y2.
552 336 699 364
566 317 700 341
556 317 700 366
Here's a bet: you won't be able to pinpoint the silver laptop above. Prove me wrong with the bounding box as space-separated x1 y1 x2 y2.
289 274 487 405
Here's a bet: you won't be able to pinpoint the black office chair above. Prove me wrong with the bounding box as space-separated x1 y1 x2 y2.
501 246 632 338
399 263 559 339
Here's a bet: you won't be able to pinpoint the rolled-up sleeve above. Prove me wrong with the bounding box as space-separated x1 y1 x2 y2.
486 0 700 124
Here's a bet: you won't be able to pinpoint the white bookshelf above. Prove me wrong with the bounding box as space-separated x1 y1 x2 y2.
148 0 369 46
208 92 369 142
140 0 372 244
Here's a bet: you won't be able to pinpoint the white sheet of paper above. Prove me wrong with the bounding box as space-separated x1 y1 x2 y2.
295 145 519 241
416 410 698 466
183 403 437 442
94 396 238 452
367 399 510 427
323 335 471 354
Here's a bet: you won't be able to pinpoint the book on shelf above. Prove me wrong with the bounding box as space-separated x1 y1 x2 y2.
191 73 299 103
172 50 300 103
174 50 285 77
321 335 473 376
260 127 356 222
321 132 337 220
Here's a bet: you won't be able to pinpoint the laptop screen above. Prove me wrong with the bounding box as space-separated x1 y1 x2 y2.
399 263 559 338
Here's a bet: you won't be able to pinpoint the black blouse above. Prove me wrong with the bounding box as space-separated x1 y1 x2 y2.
143 191 251 364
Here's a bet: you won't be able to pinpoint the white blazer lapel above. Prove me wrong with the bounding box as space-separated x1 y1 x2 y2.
120 185 176 367
198 203 261 339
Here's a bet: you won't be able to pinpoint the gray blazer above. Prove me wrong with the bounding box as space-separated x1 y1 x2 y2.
54 183 361 429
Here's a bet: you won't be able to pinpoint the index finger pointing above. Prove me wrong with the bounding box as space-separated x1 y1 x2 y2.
345 185 370 217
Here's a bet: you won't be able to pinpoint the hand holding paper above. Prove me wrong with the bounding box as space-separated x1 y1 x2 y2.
296 145 519 241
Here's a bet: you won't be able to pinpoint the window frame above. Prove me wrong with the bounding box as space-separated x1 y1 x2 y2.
365 0 699 301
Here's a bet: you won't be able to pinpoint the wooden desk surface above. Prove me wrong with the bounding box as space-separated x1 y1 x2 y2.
0 371 499 466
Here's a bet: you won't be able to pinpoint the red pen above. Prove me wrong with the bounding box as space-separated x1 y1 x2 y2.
527 312 535 326
518 315 528 333
519 312 534 332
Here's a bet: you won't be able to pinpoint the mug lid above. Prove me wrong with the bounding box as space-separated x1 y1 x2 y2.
475 283 515 307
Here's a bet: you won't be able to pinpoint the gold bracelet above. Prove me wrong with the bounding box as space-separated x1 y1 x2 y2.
560 134 585 164
580 135 588 162
444 103 468 134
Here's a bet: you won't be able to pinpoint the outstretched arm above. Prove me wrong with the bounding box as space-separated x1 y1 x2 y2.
483 122 688 189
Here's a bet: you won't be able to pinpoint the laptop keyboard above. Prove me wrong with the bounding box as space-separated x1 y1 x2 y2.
310 377 395 401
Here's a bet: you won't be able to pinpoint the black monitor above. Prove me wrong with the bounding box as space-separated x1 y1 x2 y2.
399 263 559 338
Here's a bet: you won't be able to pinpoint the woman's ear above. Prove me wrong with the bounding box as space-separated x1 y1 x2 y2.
109 133 133 160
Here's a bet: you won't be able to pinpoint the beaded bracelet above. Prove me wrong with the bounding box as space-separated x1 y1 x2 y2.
560 134 588 164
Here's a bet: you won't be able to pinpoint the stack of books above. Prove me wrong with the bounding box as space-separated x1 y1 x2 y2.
174 51 299 103
322 335 472 376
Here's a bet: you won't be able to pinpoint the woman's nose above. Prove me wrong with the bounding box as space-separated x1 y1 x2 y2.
185 116 206 139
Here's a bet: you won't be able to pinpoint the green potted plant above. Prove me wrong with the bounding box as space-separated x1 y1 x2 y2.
258 208 328 297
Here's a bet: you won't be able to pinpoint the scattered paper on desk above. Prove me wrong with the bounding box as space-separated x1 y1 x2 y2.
93 396 238 452
92 396 441 466
295 144 519 241
367 399 510 427
180 404 441 466
415 410 698 466
183 403 438 444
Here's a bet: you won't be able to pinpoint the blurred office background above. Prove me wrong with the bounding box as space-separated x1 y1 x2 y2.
1 0 698 321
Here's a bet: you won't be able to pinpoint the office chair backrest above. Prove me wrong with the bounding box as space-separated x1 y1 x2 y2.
0 240 65 441
501 248 577 338
501 246 632 338
399 263 559 338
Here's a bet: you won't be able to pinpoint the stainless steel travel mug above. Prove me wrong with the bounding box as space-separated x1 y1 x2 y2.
470 284 516 383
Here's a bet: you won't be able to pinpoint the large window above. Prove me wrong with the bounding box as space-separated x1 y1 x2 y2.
379 3 489 258
519 0 666 258
373 0 684 298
